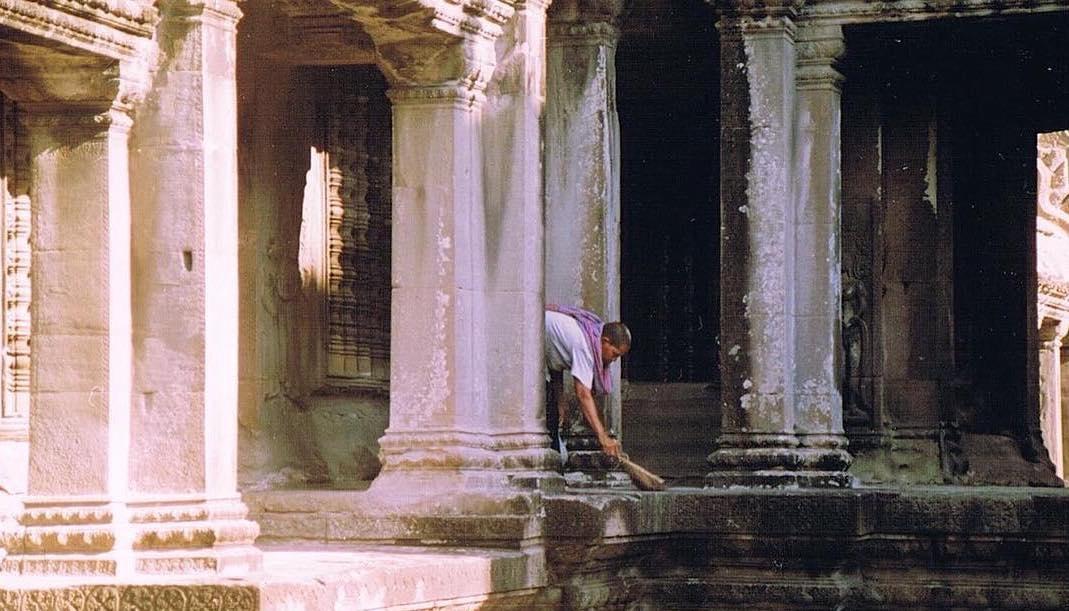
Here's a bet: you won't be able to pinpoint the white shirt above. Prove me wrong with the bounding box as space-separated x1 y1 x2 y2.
544 310 595 390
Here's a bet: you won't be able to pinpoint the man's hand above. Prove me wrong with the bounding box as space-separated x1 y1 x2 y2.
598 435 622 459
573 378 621 459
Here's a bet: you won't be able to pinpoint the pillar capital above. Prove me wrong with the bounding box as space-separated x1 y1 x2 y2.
333 0 514 102
547 19 618 46
1039 316 1069 346
158 0 243 24
711 0 805 19
547 0 623 25
796 23 844 90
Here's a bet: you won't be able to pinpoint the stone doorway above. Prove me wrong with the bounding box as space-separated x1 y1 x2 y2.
617 0 719 483
840 15 1069 486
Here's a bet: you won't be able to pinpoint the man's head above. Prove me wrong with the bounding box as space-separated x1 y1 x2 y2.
600 322 631 365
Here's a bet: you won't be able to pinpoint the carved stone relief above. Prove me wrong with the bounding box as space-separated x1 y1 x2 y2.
0 585 257 611
841 253 871 425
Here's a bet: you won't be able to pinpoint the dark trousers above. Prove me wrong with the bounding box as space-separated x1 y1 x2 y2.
545 380 561 452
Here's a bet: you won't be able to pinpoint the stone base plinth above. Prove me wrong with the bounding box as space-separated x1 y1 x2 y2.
2 498 261 578
563 450 632 489
706 444 854 488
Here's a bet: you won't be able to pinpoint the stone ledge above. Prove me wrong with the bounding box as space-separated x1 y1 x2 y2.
545 486 1069 610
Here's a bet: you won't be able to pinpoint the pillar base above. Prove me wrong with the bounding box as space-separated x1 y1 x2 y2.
706 442 854 489
563 450 632 489
2 497 261 577
376 430 565 492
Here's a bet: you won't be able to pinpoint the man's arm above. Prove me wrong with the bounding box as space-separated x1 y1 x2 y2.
550 370 566 429
573 378 622 458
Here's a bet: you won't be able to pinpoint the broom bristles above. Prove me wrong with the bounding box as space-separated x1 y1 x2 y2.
618 455 667 491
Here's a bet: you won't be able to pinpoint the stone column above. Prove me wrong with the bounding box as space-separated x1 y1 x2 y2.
707 8 851 488
1038 318 1067 478
11 93 137 575
482 0 562 487
545 0 625 485
341 0 559 493
124 0 259 575
790 24 852 468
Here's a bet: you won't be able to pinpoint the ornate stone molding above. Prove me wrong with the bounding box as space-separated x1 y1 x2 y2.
6 497 260 577
158 0 242 27
547 20 618 46
711 0 806 21
796 23 844 89
378 431 559 472
331 0 515 99
547 0 623 25
805 0 1069 25
40 0 157 33
0 0 156 60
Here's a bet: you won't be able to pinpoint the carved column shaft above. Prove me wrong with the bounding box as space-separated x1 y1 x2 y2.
125 0 260 575
24 102 134 499
707 10 851 488
481 0 560 470
792 24 849 452
545 5 625 485
1038 318 1067 478
12 99 136 575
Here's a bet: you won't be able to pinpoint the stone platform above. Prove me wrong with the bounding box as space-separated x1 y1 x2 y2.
5 486 1069 610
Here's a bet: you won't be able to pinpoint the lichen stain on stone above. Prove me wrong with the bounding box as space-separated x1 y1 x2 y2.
924 117 939 215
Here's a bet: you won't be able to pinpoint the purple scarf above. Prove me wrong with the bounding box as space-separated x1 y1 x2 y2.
546 304 612 396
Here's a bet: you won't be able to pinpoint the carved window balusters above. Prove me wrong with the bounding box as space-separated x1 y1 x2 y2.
303 84 391 393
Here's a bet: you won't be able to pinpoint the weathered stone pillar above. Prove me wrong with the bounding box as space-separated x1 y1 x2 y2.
123 0 259 575
10 88 137 575
790 24 852 469
707 6 851 488
482 0 562 486
1038 318 1067 478
339 0 559 492
545 0 625 485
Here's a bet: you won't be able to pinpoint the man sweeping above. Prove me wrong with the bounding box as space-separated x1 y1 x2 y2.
544 305 631 462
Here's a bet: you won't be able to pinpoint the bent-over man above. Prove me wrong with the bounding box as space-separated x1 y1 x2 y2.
544 305 631 462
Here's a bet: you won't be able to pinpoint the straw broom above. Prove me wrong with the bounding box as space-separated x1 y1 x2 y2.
618 454 667 491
